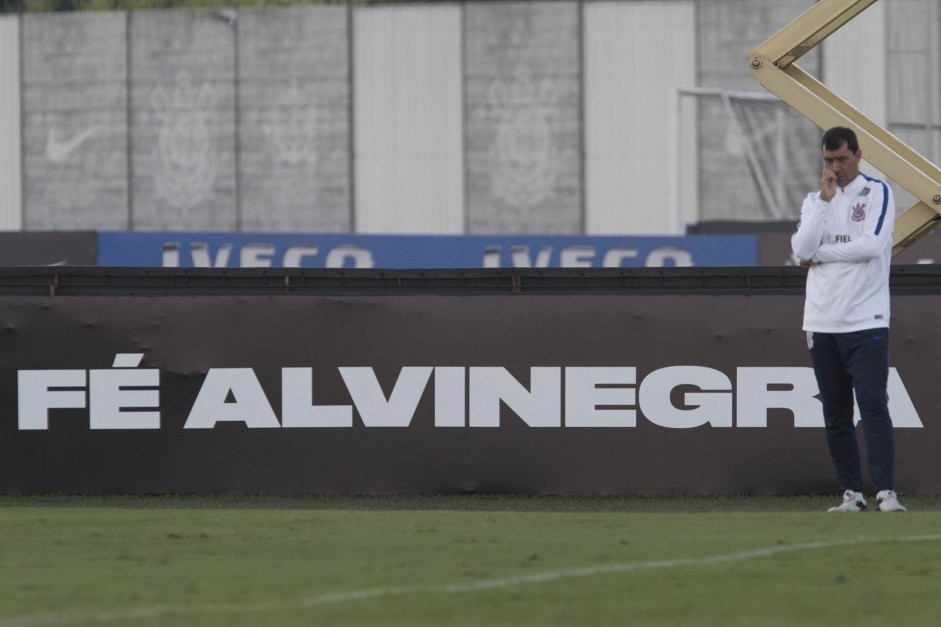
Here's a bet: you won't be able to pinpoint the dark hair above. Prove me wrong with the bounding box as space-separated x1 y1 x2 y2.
821 127 859 153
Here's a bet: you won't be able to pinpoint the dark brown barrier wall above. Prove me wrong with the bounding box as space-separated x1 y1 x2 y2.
1 266 939 495
0 232 97 266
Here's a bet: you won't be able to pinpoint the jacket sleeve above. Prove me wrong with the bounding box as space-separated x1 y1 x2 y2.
814 181 895 263
791 193 827 261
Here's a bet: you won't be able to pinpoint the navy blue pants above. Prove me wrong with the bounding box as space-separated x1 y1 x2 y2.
808 329 895 492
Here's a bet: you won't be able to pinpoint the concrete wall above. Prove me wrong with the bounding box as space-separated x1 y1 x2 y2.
0 15 19 230
584 1 695 235
21 12 128 230
239 6 352 232
0 0 933 235
354 5 463 234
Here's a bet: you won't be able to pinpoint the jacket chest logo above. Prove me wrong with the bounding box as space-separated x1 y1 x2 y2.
851 202 867 222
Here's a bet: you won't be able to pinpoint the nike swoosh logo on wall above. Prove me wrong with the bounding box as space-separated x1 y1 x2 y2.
46 126 101 162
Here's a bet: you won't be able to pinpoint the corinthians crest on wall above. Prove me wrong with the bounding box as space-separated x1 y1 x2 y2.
464 1 581 234
260 80 321 168
236 5 352 232
488 70 561 212
151 71 218 212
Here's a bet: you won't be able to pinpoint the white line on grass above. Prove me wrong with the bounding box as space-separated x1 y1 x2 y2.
2 533 939 626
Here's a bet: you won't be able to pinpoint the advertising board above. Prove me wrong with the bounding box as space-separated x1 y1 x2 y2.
97 231 758 268
2 267 937 495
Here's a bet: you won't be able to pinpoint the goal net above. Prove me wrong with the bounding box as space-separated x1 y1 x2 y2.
677 87 822 225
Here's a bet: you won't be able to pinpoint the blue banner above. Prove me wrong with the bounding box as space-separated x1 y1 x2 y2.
97 232 757 268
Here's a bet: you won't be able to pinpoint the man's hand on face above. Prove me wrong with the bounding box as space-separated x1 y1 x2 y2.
820 167 837 202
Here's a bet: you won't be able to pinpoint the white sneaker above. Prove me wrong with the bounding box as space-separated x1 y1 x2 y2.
876 490 907 512
828 490 867 512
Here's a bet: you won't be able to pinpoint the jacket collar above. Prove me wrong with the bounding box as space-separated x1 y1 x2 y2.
840 173 868 196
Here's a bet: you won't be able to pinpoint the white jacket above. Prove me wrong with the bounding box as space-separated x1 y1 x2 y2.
791 173 895 333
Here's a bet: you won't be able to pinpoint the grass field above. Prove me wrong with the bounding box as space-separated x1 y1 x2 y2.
2 494 941 626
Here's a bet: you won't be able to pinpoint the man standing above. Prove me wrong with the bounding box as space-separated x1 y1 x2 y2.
791 126 906 512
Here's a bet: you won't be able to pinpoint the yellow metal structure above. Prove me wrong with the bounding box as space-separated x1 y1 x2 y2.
749 0 941 256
